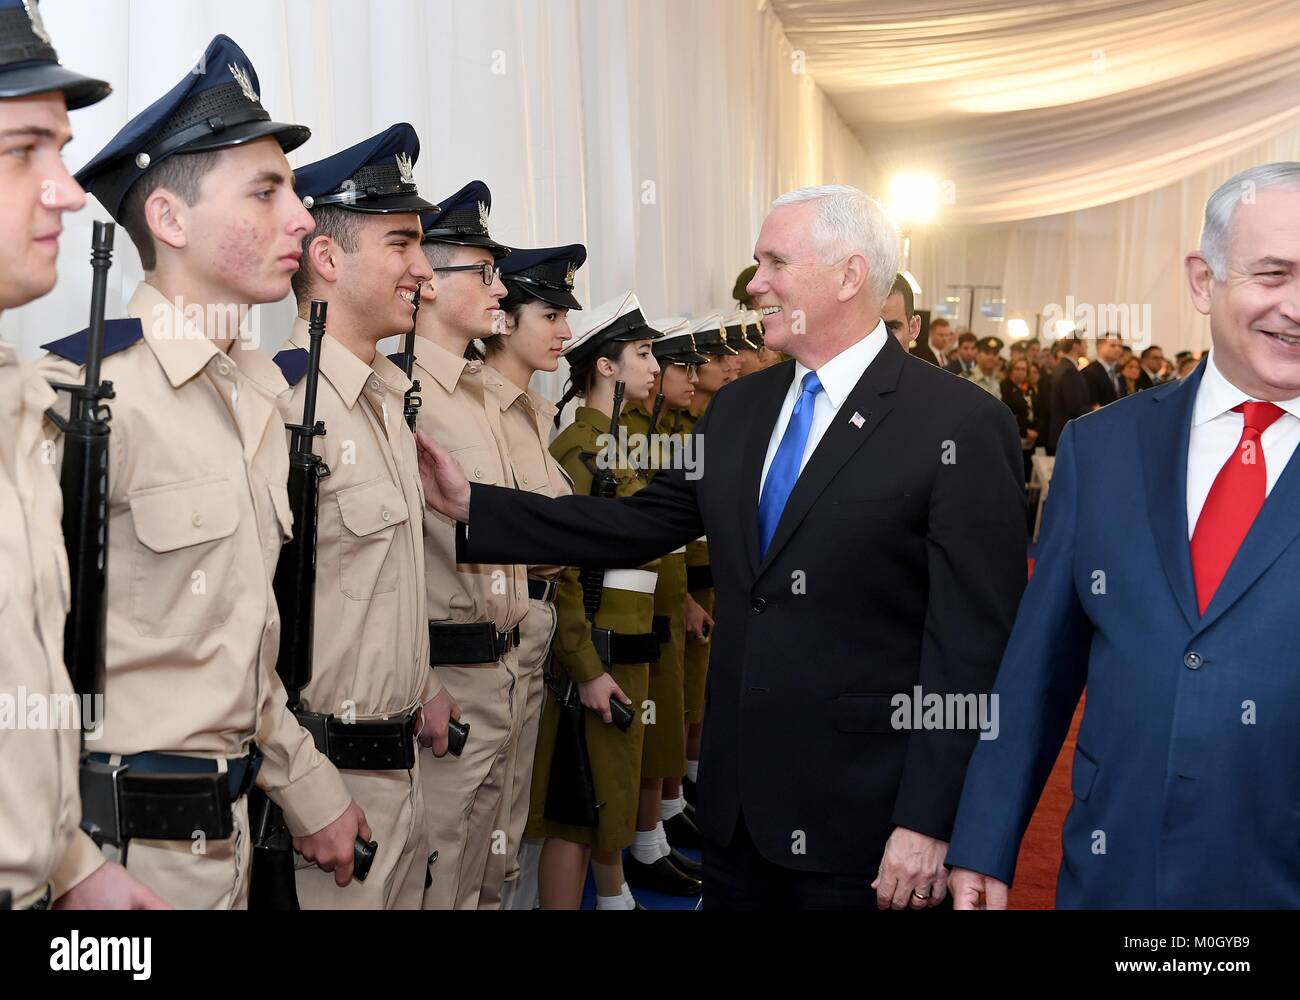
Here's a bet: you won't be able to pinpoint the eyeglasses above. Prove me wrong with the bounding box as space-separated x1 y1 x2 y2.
429 262 501 286
668 362 700 378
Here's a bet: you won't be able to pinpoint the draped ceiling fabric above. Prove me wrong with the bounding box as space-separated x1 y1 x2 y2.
767 0 1300 354
4 0 871 406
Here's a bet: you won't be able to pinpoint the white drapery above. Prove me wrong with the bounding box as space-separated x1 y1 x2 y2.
771 0 1300 224
5 0 872 406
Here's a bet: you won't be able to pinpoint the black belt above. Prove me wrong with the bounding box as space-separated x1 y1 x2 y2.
527 578 559 603
429 621 519 664
80 750 261 845
591 627 661 665
295 711 418 771
653 615 672 643
686 564 714 592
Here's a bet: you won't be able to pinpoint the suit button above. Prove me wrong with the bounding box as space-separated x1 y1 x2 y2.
382 508 392 522
191 512 203 527
751 598 766 613
1184 651 1203 670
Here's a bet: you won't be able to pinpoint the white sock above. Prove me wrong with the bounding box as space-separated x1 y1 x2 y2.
596 887 635 910
632 828 663 865
661 792 686 821
653 821 672 859
686 760 699 782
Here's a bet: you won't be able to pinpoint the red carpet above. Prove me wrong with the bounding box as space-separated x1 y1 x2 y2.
1006 696 1083 909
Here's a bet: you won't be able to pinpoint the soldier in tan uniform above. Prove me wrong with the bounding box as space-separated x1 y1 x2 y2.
41 36 364 909
620 319 705 895
0 0 160 910
280 124 448 909
513 292 666 908
478 243 587 910
412 181 529 909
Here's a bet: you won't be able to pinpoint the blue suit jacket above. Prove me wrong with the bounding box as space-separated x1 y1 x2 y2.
946 360 1300 908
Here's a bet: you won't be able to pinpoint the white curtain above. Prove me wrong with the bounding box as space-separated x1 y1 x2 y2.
4 0 872 409
771 0 1300 224
911 124 1300 355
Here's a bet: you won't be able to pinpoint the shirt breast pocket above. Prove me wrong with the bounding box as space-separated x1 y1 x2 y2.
513 444 553 494
452 444 500 486
336 478 409 601
127 476 240 636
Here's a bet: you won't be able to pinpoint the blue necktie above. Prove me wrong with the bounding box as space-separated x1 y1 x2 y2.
757 371 823 559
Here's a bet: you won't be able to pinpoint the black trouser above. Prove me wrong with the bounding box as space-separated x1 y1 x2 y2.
701 810 952 911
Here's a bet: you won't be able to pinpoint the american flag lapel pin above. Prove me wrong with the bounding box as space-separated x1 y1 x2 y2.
850 411 865 429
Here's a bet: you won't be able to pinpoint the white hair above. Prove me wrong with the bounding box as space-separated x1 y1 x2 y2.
1201 162 1300 280
771 185 900 300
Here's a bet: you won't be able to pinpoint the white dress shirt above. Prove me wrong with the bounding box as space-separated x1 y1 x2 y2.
1186 350 1300 538
760 321 888 491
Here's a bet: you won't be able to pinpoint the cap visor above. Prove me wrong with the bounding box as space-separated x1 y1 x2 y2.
422 233 513 260
184 119 312 157
507 283 583 311
0 63 111 109
334 192 439 214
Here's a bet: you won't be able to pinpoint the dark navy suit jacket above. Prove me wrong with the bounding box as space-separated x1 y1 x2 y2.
946 360 1300 907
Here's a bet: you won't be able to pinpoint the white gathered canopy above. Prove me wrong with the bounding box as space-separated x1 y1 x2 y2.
772 0 1300 353
5 0 1296 368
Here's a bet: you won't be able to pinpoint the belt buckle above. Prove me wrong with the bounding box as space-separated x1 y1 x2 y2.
79 755 129 847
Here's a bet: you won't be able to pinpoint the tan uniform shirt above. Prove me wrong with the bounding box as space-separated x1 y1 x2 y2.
39 284 349 837
411 338 527 633
283 319 439 712
0 342 104 904
483 368 574 580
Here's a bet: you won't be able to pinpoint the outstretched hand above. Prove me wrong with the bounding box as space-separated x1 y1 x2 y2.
416 430 471 522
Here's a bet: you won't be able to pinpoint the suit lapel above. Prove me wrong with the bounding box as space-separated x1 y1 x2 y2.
1198 405 1300 629
1137 364 1202 630
757 336 904 575
740 362 796 576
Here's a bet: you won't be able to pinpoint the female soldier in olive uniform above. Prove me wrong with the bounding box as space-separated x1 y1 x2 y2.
478 243 587 910
620 320 707 894
524 293 664 909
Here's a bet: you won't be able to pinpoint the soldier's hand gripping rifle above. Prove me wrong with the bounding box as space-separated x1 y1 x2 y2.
249 300 377 908
45 222 116 730
396 285 470 756
542 381 631 826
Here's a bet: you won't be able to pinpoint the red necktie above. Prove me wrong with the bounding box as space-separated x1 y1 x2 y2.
1190 401 1286 613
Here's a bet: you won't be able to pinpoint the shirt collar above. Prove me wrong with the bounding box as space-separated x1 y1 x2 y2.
413 334 470 394
128 282 224 389
289 316 375 408
791 320 888 409
1193 349 1300 426
484 363 557 423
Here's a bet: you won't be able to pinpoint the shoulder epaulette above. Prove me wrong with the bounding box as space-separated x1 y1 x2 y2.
41 318 144 364
272 348 310 386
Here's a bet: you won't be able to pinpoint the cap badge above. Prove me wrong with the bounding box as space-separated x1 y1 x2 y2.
477 200 489 231
564 261 577 289
396 152 415 186
23 1 51 45
229 63 260 105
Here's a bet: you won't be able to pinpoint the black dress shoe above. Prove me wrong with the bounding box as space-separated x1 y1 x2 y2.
664 810 703 850
683 774 697 806
624 855 702 897
668 847 702 876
